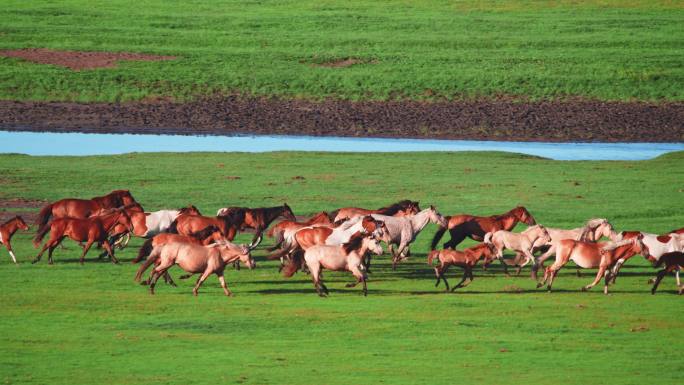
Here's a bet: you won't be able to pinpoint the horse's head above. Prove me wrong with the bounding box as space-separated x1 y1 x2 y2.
633 233 650 259
180 205 202 216
14 216 29 231
218 242 255 269
428 205 448 227
595 220 618 242
360 215 378 234
117 209 134 232
529 225 551 244
373 221 392 243
515 206 536 225
364 234 384 256
116 190 137 206
281 203 296 221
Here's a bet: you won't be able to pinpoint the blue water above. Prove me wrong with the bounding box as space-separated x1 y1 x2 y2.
0 130 682 160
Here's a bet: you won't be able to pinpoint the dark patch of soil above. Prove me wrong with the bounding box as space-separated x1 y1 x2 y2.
0 97 682 142
0 48 176 71
0 198 46 224
308 58 374 68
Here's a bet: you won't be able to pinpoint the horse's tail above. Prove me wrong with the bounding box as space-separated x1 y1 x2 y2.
33 221 51 248
35 202 53 228
328 209 340 222
132 238 154 264
267 231 297 260
427 250 440 265
484 232 494 245
134 247 159 282
166 219 179 234
430 223 448 250
282 249 304 278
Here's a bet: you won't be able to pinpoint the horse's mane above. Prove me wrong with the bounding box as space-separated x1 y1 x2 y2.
179 205 201 215
522 224 543 233
377 200 416 215
343 231 366 254
1 215 22 226
578 218 609 241
189 225 220 240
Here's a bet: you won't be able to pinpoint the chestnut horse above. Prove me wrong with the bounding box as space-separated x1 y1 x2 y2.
0 216 29 263
216 204 296 248
35 190 136 232
266 211 332 251
169 213 241 242
331 200 420 223
537 235 648 294
650 251 684 295
32 209 133 264
430 206 536 250
282 231 383 296
143 241 254 296
427 243 497 292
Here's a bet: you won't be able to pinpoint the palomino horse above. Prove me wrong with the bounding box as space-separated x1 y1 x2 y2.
427 243 497 292
613 231 684 287
282 231 383 296
650 251 684 295
143 241 254 297
484 225 551 275
216 204 296 248
537 235 648 294
32 209 133 264
330 200 420 223
430 206 536 250
0 216 30 263
372 206 448 269
266 211 332 251
530 218 618 279
35 190 136 231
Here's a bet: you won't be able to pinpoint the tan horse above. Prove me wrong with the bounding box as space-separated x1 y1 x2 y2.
282 232 383 296
0 216 30 263
537 235 648 294
484 225 551 275
144 241 254 296
427 243 497 292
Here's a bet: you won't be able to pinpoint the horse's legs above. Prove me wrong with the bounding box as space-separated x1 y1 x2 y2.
249 228 263 249
33 240 52 264
443 230 466 249
532 245 555 280
434 266 442 287
192 269 213 296
45 236 65 265
499 257 510 276
163 272 177 287
3 241 17 264
149 268 168 295
582 264 608 292
451 267 470 292
216 269 233 297
101 240 118 264
651 268 668 294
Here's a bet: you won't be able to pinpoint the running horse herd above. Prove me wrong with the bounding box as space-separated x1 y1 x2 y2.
1 189 683 297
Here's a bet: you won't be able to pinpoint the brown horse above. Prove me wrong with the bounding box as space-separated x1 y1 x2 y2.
331 200 420 223
169 213 241 242
0 216 30 263
266 211 333 251
431 206 536 250
216 204 296 248
650 251 684 295
427 243 497 292
35 190 136 232
537 235 648 294
143 241 254 296
32 209 133 264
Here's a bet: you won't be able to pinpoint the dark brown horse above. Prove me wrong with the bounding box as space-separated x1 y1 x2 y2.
650 251 684 295
330 200 420 223
32 209 133 264
0 216 30 263
430 206 536 250
216 204 296 248
35 190 136 233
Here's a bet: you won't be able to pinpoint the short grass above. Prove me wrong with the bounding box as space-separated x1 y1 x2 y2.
0 151 683 385
0 0 682 102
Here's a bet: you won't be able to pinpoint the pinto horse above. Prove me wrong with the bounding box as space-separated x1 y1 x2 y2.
266 211 332 251
32 209 133 264
427 243 497 292
613 231 684 286
35 190 136 232
331 200 420 223
537 235 648 294
216 204 296 248
283 231 383 296
0 216 30 263
430 206 536 250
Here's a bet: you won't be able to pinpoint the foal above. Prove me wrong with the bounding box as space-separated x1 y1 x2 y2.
484 225 551 275
427 243 497 292
0 216 30 263
650 252 684 295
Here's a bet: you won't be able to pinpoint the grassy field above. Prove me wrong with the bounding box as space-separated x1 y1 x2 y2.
0 151 683 384
1 0 683 102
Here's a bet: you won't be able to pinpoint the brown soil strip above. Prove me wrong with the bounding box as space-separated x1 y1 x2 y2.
0 97 682 142
0 48 176 70
0 198 46 224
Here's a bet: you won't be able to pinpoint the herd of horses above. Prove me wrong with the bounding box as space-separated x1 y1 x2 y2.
1 189 683 297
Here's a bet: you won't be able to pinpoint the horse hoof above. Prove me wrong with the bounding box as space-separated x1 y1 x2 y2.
535 283 543 289
647 279 655 284
581 287 589 292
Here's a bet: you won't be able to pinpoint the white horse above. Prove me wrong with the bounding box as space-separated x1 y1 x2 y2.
484 225 551 275
371 206 448 269
141 206 201 237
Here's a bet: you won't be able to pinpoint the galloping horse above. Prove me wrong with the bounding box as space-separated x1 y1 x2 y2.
530 218 618 279
650 251 684 295
537 235 648 294
430 206 536 250
170 213 241 242
428 243 497 292
35 190 136 232
142 205 202 237
613 231 684 286
331 200 420 223
484 225 551 275
32 209 133 264
282 231 383 296
142 241 254 297
216 204 296 248
371 206 448 269
266 211 332 251
0 216 29 263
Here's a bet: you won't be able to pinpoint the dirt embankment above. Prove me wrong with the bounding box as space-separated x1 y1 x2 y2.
1 97 682 142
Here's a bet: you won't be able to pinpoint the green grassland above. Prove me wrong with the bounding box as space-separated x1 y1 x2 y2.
0 151 683 385
1 0 683 102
